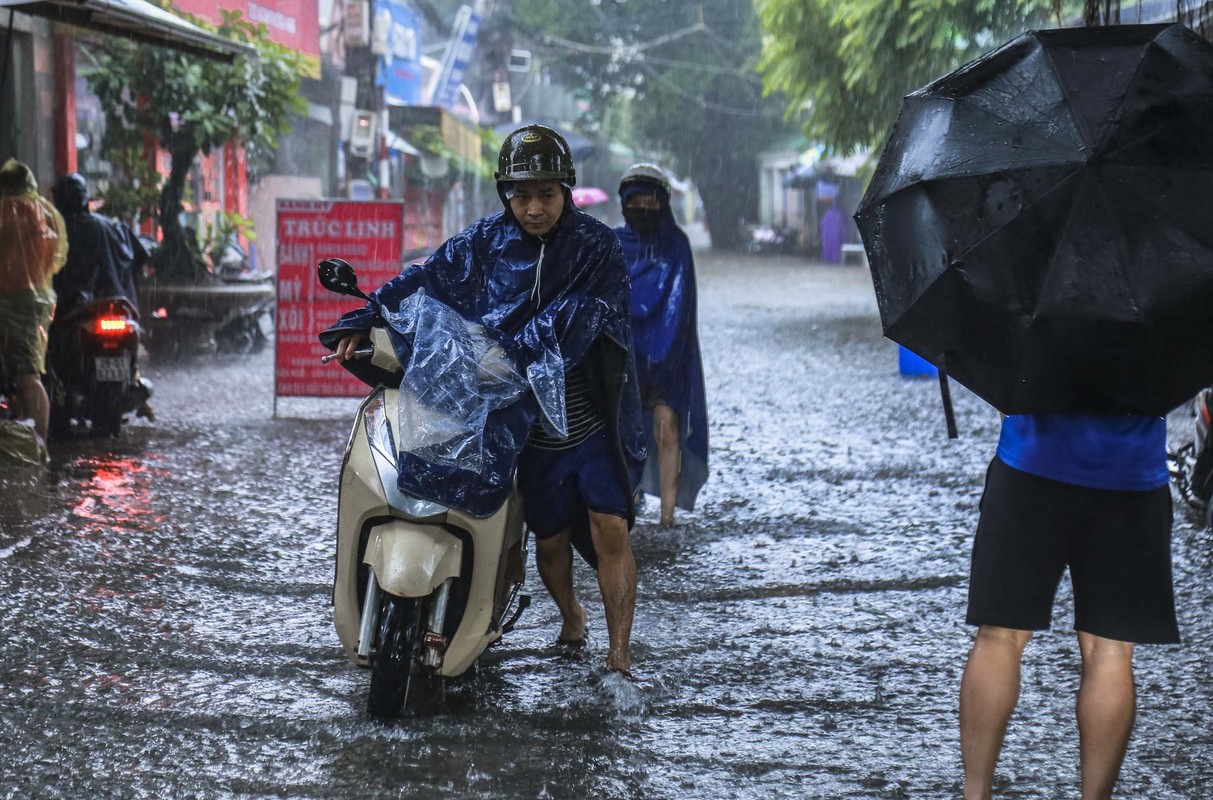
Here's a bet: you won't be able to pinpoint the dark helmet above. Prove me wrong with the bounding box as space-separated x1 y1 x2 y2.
52 172 89 215
494 124 576 187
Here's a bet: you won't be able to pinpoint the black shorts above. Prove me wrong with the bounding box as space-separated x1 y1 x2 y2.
966 457 1179 644
517 428 631 538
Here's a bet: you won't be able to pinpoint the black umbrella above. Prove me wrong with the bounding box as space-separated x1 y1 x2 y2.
856 23 1213 416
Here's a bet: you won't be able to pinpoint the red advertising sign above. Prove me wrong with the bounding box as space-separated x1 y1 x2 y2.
171 0 322 78
275 199 405 398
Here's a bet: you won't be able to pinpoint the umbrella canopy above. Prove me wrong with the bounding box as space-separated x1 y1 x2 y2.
572 186 611 207
856 23 1213 415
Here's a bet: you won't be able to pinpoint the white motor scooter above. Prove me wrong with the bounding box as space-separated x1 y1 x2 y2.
319 258 530 720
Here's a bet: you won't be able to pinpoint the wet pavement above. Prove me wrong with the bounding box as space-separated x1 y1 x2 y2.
2 237 1211 798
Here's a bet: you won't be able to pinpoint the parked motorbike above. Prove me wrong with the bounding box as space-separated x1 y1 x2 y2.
139 234 275 360
318 257 530 720
1169 387 1213 527
46 297 152 438
740 222 796 255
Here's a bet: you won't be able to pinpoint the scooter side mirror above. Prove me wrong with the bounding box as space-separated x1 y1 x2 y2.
318 258 373 302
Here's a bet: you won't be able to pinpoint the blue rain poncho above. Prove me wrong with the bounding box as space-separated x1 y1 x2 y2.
321 204 647 519
615 208 709 511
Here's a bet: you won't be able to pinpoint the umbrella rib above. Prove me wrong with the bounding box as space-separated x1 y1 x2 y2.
1102 96 1213 162
1109 164 1213 251
948 166 1085 263
1040 46 1097 156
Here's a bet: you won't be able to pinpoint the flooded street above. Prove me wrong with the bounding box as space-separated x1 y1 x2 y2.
2 236 1211 799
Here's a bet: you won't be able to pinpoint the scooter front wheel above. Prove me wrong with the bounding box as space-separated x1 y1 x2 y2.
367 593 425 720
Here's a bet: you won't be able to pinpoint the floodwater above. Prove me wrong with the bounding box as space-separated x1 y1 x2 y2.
2 229 1211 798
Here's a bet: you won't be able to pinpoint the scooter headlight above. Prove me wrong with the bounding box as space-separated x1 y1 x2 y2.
363 391 396 460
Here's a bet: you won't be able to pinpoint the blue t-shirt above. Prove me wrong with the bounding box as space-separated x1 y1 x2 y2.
996 414 1168 491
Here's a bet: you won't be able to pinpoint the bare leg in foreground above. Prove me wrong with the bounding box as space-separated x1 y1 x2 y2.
534 530 587 642
960 625 1032 800
16 373 50 444
589 509 636 672
1077 632 1136 800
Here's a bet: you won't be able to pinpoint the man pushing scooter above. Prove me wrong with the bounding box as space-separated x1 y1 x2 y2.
323 124 647 678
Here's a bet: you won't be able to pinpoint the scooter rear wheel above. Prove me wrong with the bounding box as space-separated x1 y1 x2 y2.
90 383 126 438
367 594 425 720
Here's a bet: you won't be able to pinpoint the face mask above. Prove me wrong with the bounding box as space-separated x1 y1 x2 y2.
623 207 662 236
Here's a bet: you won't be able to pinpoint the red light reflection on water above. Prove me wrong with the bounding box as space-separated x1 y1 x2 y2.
61 454 179 704
70 455 165 529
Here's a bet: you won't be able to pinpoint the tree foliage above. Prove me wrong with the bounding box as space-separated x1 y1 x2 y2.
509 0 804 249
756 0 1067 154
88 10 305 283
757 0 1211 155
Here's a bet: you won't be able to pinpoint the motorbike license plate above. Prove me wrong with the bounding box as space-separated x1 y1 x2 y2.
94 356 129 383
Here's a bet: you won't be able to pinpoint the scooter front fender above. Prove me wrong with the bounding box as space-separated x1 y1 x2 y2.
365 520 462 598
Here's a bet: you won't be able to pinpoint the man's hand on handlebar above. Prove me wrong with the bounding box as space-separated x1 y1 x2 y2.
335 332 369 361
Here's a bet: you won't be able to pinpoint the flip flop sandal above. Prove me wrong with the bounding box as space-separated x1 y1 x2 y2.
555 635 587 651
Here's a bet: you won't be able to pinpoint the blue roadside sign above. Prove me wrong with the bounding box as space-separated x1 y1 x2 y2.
376 0 423 106
433 4 481 109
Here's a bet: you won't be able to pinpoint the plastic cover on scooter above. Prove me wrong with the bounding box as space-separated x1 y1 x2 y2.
381 289 567 473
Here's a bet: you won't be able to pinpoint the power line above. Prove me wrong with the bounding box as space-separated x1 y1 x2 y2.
538 21 706 57
637 62 782 117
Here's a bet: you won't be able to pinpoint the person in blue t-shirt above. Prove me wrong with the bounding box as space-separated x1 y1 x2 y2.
959 413 1178 800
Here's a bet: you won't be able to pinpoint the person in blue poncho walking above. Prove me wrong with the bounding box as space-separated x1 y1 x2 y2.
324 125 647 676
614 164 709 527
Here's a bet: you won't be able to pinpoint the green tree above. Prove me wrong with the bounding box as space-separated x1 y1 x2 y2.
757 1 1209 155
88 10 305 283
757 0 1066 154
509 0 804 249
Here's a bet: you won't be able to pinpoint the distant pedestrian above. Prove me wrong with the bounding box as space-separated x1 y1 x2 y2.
819 201 843 263
614 163 709 527
960 413 1178 800
0 159 68 445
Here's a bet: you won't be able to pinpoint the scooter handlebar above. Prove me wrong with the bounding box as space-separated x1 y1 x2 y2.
321 347 374 364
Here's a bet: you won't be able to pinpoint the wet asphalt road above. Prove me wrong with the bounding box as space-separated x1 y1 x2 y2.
1 236 1211 799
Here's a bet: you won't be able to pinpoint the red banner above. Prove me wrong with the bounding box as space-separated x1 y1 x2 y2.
275 199 405 398
171 0 322 78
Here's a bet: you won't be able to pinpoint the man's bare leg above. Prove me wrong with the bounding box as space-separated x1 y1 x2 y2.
653 403 680 527
960 625 1032 800
1076 632 1136 800
588 510 636 672
16 372 50 444
534 530 586 642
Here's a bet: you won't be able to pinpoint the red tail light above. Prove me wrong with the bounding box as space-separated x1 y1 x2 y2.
96 316 130 335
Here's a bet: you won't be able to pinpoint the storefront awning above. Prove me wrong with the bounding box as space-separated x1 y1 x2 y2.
0 0 254 62
385 131 420 157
